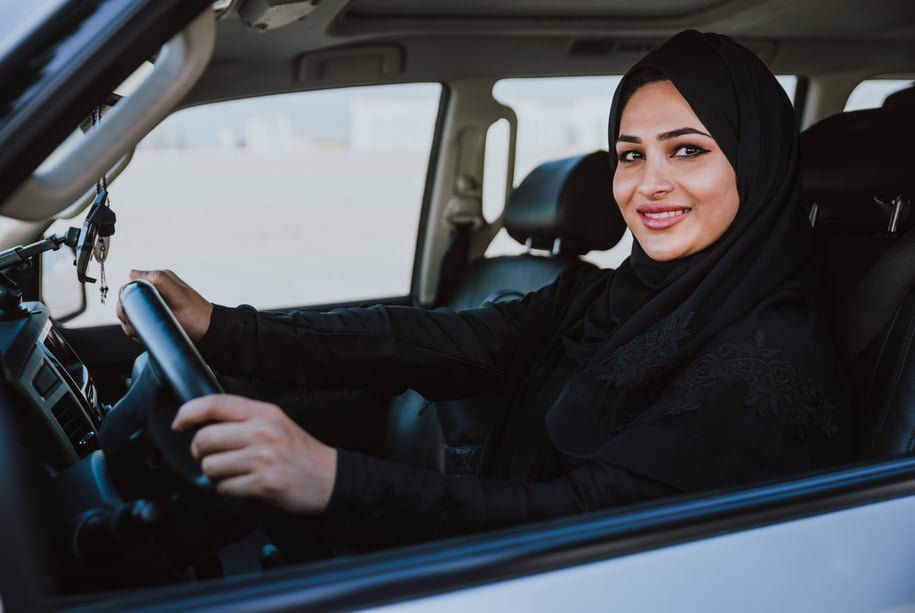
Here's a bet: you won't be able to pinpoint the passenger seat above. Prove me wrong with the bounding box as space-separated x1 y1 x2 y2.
385 150 627 474
802 101 915 459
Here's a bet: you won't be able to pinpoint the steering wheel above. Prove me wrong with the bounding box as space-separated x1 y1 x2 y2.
100 279 223 497
119 279 222 401
88 280 258 567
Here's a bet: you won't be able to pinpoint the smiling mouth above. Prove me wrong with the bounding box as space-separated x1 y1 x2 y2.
638 207 691 229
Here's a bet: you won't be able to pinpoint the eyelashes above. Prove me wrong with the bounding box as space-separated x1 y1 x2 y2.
618 150 643 163
616 143 711 163
672 144 710 158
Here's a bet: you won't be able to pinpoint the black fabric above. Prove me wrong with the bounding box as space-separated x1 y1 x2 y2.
388 147 625 474
438 254 597 475
386 254 594 475
199 275 680 549
503 150 627 254
195 30 852 551
536 29 851 486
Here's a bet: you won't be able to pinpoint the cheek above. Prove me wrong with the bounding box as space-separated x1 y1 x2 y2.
612 173 632 209
690 165 739 222
720 188 740 226
708 171 740 225
687 172 725 199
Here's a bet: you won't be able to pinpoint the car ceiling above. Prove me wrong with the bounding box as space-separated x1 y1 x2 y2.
192 0 915 105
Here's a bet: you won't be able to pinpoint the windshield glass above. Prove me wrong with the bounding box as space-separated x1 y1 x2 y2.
0 1 71 60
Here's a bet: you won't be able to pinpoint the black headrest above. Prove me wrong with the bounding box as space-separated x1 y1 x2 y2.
884 85 915 107
503 151 627 255
801 103 915 231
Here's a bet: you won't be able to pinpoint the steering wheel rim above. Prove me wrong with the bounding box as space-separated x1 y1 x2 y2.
119 279 222 401
116 279 224 491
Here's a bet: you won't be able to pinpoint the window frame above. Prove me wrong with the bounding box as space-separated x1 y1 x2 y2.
47 81 449 326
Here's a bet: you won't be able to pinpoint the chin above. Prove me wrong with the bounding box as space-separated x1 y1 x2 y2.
637 239 690 262
644 249 684 262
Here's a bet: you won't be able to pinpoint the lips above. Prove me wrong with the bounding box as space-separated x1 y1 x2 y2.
637 205 691 230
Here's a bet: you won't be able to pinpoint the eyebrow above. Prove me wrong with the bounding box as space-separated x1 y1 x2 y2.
616 127 712 144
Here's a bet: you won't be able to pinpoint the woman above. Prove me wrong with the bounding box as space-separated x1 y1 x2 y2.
119 30 851 551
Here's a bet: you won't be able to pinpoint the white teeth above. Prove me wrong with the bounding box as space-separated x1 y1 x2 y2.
643 209 688 219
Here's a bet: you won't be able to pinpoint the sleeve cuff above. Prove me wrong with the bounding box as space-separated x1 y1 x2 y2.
325 448 368 515
196 304 255 374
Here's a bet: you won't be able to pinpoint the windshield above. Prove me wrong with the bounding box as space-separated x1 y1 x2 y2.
0 1 71 60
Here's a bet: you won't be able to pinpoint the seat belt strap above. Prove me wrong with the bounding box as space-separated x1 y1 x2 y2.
435 221 473 306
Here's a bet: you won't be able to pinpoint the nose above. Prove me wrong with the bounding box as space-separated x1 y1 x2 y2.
635 157 674 199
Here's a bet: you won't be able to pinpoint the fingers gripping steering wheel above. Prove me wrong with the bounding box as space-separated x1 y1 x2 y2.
101 279 223 497
119 280 222 401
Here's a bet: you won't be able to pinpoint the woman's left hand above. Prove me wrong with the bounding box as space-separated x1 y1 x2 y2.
172 394 337 513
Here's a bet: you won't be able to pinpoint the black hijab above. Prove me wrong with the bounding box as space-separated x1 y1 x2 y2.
537 30 850 490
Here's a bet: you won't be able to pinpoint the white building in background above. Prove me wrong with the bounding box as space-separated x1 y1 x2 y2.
138 92 610 158
137 125 185 150
350 98 438 152
215 127 239 150
512 96 609 178
349 94 609 159
244 113 297 152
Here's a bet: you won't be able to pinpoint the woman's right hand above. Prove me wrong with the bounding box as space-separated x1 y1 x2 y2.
117 269 214 343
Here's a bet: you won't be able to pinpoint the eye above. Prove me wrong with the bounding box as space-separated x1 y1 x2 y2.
672 143 710 158
617 149 643 163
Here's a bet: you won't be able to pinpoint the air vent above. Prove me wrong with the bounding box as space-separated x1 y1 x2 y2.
51 395 98 459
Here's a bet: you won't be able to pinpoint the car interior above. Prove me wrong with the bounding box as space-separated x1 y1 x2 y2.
387 150 628 474
802 100 915 459
2 0 915 610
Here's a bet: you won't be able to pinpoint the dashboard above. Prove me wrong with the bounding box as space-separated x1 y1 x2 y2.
0 301 102 469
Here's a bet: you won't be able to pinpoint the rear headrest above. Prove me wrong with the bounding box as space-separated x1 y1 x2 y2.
802 103 915 232
884 85 915 107
503 150 627 255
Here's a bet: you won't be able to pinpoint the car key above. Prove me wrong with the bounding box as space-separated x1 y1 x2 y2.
94 234 109 303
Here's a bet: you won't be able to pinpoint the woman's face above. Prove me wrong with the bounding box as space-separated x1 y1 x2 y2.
613 80 739 262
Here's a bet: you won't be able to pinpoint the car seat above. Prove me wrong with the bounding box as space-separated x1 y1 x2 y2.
802 101 915 458
385 150 627 474
883 84 915 108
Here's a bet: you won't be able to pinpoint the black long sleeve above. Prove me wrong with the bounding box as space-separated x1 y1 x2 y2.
198 301 533 400
195 272 681 549
324 450 676 550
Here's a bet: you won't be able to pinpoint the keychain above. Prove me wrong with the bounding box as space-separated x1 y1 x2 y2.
94 233 110 303
75 188 116 298
75 105 117 304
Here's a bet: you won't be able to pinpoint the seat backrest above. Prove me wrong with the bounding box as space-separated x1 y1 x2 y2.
883 85 915 108
385 150 626 473
447 150 626 308
802 102 915 459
